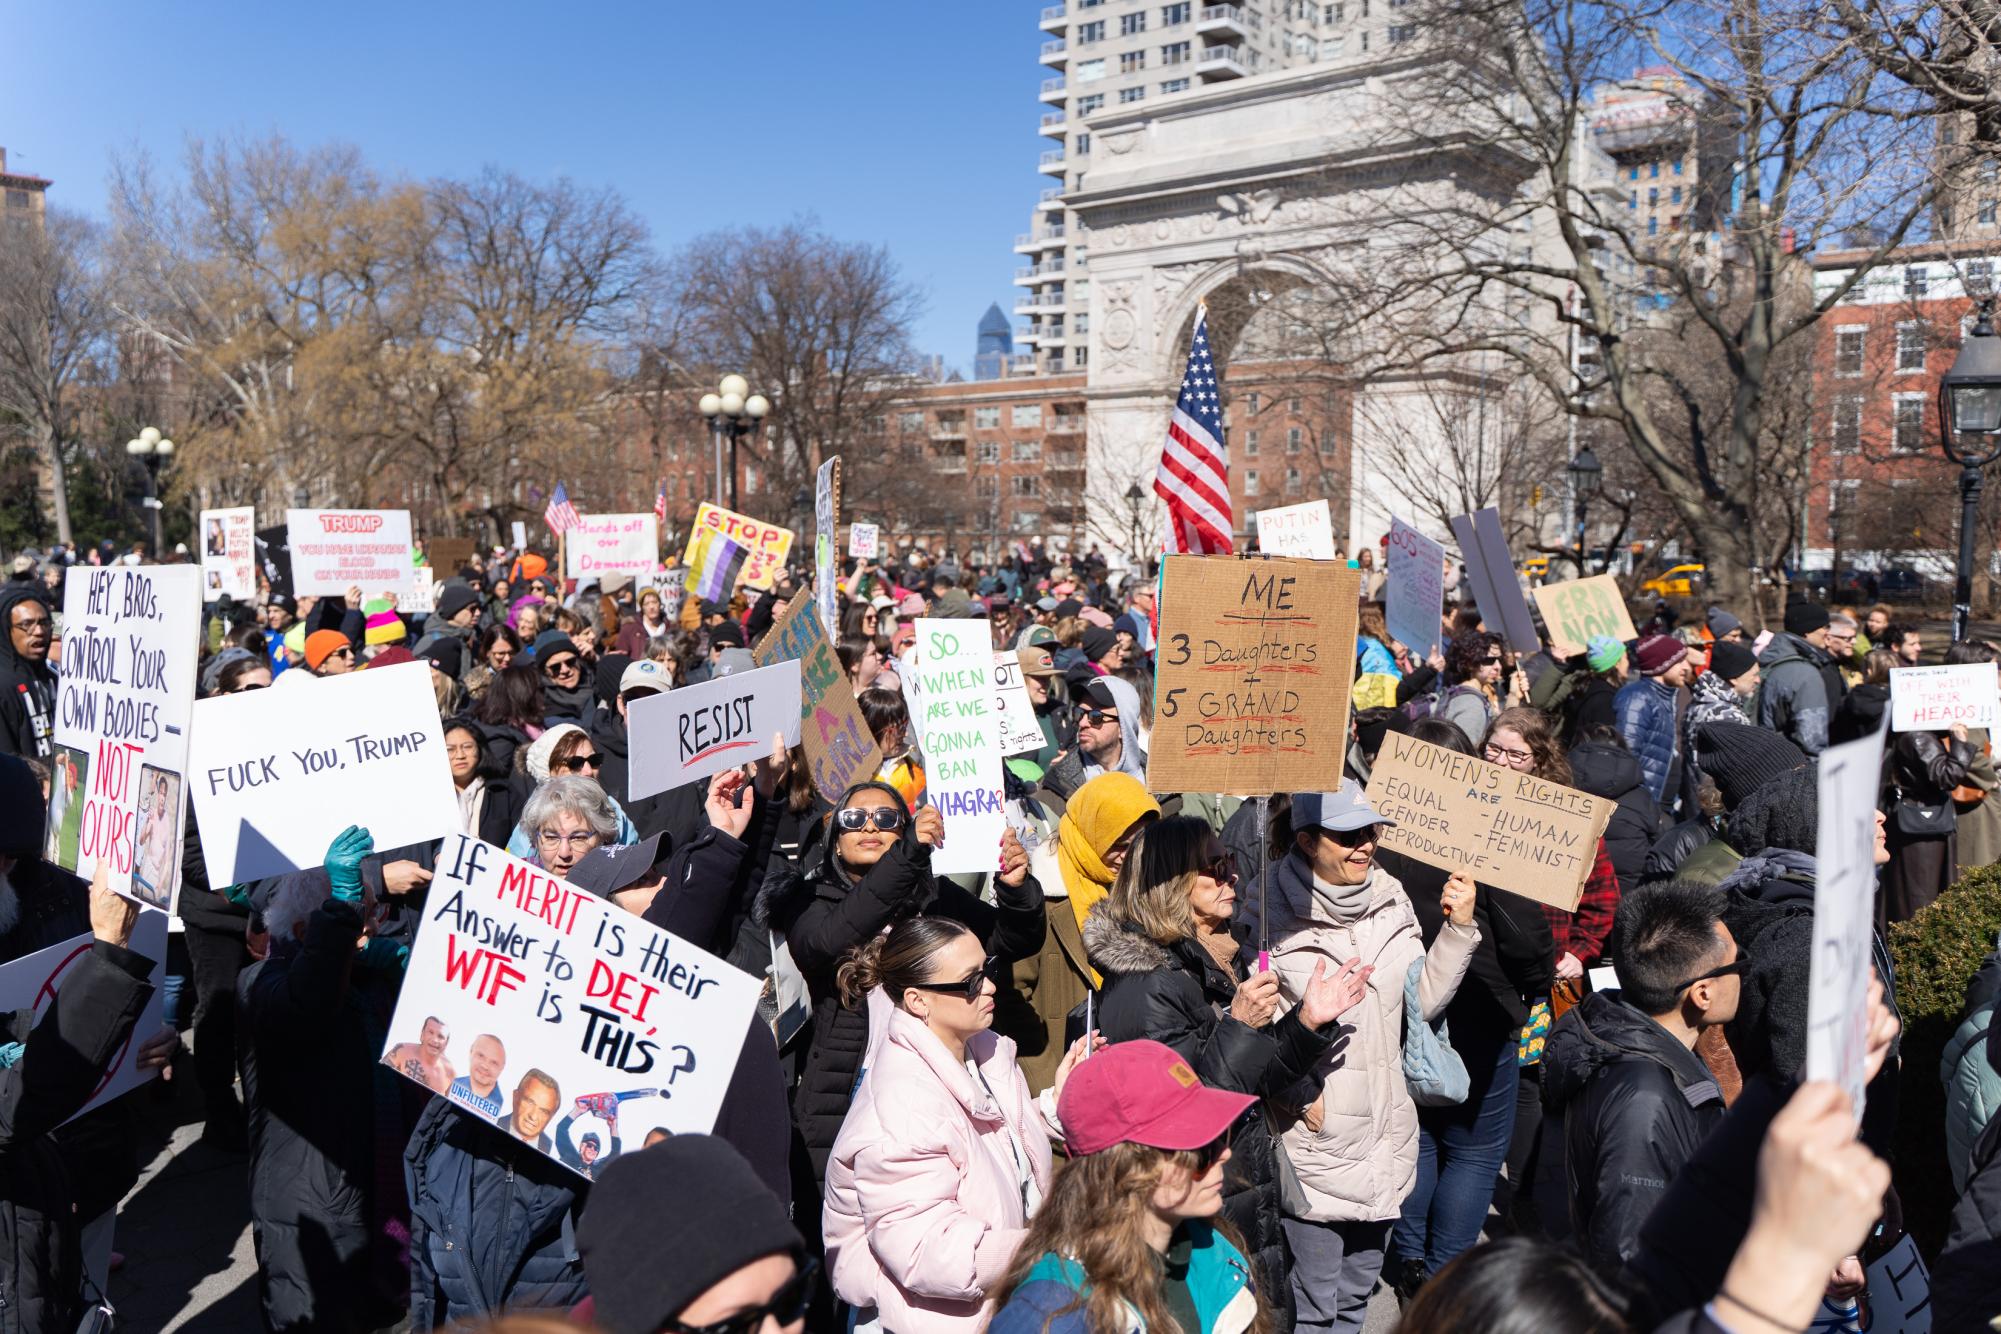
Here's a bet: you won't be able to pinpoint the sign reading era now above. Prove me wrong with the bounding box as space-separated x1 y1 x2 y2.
198 507 257 601
687 503 795 591
383 834 761 1179
1364 731 1614 912
752 588 881 801
286 508 416 600
626 661 802 799
565 514 659 581
1890 664 2001 731
1532 574 1638 660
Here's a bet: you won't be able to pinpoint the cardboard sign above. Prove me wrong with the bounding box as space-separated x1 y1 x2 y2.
1385 517 1445 657
1364 732 1614 911
198 507 256 602
1255 500 1337 560
815 457 841 637
383 833 762 1179
286 509 416 600
0 910 168 1120
625 661 803 799
428 536 477 575
1145 555 1359 796
1532 574 1638 660
848 523 880 560
566 514 659 581
186 661 457 885
910 620 1007 875
1808 727 1889 1121
992 652 1048 758
48 566 201 910
1891 664 2001 731
685 503 795 592
1448 507 1539 654
752 589 881 802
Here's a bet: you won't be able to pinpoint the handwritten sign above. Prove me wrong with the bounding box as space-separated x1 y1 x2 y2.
286 508 416 600
198 507 257 602
1890 664 2001 731
566 514 659 581
0 910 168 1119
429 536 478 575
1146 555 1359 795
686 502 795 592
1808 727 1889 1122
752 589 881 802
1532 574 1638 660
992 652 1047 758
1255 500 1337 560
626 661 802 799
1364 732 1614 911
49 566 200 910
1448 507 1539 654
511 520 529 552
816 457 841 637
1385 517 1445 657
849 523 880 560
911 620 1006 875
383 834 761 1178
186 661 457 885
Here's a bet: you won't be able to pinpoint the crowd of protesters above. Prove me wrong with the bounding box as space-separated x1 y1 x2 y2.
0 526 1992 1334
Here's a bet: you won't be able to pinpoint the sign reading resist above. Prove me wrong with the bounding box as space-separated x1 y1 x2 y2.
625 660 803 799
286 508 416 600
565 514 659 580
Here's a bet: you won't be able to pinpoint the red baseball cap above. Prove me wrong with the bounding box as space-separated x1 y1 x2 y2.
1057 1039 1256 1156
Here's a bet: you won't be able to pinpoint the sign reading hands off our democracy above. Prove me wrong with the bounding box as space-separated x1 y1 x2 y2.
1364 731 1613 912
564 514 659 581
752 587 881 801
625 661 802 799
1531 574 1638 660
1145 555 1359 795
185 661 459 884
383 834 761 1179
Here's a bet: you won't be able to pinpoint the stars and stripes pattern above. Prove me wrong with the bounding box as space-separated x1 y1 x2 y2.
1153 305 1234 555
543 481 581 536
653 479 667 523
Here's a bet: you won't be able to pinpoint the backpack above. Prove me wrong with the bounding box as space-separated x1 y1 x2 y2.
1401 682 1478 725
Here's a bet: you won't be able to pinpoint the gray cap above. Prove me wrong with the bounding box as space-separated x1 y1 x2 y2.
713 647 756 679
1292 780 1394 834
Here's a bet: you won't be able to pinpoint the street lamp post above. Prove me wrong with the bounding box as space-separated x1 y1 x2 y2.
1124 482 1145 570
124 427 175 559
1939 298 2001 643
1567 445 1602 576
697 375 770 511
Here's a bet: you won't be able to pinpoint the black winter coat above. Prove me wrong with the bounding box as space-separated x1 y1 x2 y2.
0 587 54 761
1639 819 1716 888
1084 912 1332 1328
0 939 154 1334
1568 741 1663 897
589 709 707 848
1543 991 1725 1277
1937 1105 2001 1331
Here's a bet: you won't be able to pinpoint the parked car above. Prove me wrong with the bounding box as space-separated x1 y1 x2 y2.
1879 568 1930 602
1641 563 1707 597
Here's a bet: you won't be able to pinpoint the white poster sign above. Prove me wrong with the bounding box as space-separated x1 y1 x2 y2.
0 910 168 1119
1385 516 1447 658
186 661 457 885
910 620 1007 875
286 509 416 600
1807 726 1889 1122
1890 663 2001 731
198 507 257 602
991 652 1047 758
384 834 762 1179
48 566 201 910
625 660 803 800
1814 1233 1930 1332
816 458 840 638
1255 500 1337 560
848 523 880 560
511 520 529 552
565 514 659 581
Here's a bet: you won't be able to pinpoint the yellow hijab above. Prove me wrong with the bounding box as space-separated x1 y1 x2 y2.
1057 773 1161 981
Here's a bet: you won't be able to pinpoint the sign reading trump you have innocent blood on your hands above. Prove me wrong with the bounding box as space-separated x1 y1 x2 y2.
285 508 416 601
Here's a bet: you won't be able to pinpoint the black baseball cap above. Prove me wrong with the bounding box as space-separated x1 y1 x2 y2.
564 833 663 899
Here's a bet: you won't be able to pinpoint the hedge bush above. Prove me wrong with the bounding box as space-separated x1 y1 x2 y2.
1887 862 2001 1251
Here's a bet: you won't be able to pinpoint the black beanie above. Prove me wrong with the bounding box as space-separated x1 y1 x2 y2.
418 638 465 680
1709 640 1757 683
578 1136 802 1334
1081 624 1119 663
1695 721 1808 811
709 619 746 649
1723 763 1819 856
1783 601 1830 636
435 584 480 623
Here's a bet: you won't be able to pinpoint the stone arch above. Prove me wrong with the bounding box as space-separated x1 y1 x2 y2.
1153 251 1345 385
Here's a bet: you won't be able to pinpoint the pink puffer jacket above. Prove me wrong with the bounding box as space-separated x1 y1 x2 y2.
823 989 1055 1333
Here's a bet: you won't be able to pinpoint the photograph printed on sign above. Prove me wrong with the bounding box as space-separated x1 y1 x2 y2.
129 765 185 911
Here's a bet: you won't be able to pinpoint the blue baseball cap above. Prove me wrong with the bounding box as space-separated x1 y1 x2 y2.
1292 780 1394 834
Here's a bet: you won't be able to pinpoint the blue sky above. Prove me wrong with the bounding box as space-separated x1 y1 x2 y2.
2 1 1042 373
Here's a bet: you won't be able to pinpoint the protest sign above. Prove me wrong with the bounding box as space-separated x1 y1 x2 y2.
0 909 168 1120
429 536 477 575
816 457 841 636
198 507 256 602
1254 500 1337 560
752 588 881 801
910 620 1007 875
254 525 294 602
626 661 802 799
383 833 762 1178
992 652 1047 758
286 508 417 601
848 523 879 560
684 502 795 593
511 520 529 552
1812 1233 1929 1333
1890 663 2001 731
1365 731 1614 912
565 514 659 581
1385 517 1446 658
1532 574 1639 660
48 566 201 910
1146 555 1358 795
1807 727 1889 1122
1448 507 1539 654
186 661 457 885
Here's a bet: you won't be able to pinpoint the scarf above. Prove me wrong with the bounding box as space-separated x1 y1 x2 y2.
1056 772 1161 983
1276 847 1373 925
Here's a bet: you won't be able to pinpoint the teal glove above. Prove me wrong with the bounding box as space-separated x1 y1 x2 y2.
325 825 374 904
357 936 410 972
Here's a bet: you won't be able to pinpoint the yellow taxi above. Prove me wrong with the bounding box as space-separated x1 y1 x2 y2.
1641 563 1706 597
1521 556 1550 581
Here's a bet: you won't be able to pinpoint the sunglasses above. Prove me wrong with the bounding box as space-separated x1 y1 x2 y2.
555 752 602 772
1481 656 1505 666
1083 708 1120 727
835 806 905 833
232 681 269 693
543 656 580 677
1190 1131 1231 1172
1200 854 1239 884
667 1256 819 1334
1319 823 1382 848
1673 957 1750 992
909 957 998 1003
332 646 355 660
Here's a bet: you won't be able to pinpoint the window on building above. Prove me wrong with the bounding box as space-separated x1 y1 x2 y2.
1894 396 1926 452
1969 260 1996 295
3 190 28 210
1119 87 1145 103
1670 185 1682 204
974 405 1001 429
1076 58 1106 81
1163 2 1191 22
976 440 1001 464
1360 30 1368 49
1077 93 1105 114
1013 439 1042 462
1629 191 1637 210
1078 19 1106 41
1162 40 1190 63
1831 396 1863 454
1245 469 1261 496
1325 2 1343 20
1120 50 1146 72
1247 392 1261 414
1896 322 1927 372
976 476 999 499
1982 199 1999 226
1905 265 1929 297
1650 160 1660 177
1012 404 1043 428
1647 217 1658 237
1285 468 1302 493
1648 187 1659 206
1075 132 1092 152
1628 166 1639 181
1121 11 1147 34
1835 328 1865 376
1288 427 1303 452
1387 23 1415 42
1673 159 1684 175
1245 429 1260 456
1072 345 1089 368
1013 475 1042 497
1161 77 1190 93
898 411 924 432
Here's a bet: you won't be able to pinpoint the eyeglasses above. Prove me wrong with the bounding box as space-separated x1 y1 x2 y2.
543 656 580 677
535 830 601 852
667 1256 819 1334
1484 744 1534 766
1083 709 1120 727
1199 854 1239 884
909 958 998 1002
9 616 50 632
444 742 480 758
1319 823 1382 848
555 752 603 772
1672 957 1749 993
835 805 905 833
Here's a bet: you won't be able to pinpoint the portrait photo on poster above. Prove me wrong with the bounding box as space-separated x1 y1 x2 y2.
44 745 88 871
128 765 184 911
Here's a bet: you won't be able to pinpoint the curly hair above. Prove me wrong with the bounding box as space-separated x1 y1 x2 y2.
1483 706 1572 785
1445 631 1503 685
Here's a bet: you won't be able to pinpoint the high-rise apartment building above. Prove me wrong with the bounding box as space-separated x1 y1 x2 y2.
0 147 52 242
1586 66 1736 245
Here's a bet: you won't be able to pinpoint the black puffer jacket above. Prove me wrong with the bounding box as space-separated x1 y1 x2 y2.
589 709 707 848
0 586 54 761
1085 912 1332 1327
1568 741 1664 897
1936 1105 2001 1331
1639 819 1716 888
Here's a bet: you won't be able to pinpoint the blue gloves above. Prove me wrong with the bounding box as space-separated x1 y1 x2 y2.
326 825 374 904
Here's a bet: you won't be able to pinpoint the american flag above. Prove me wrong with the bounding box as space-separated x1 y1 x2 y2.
543 481 581 536
653 478 667 523
1153 305 1234 554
